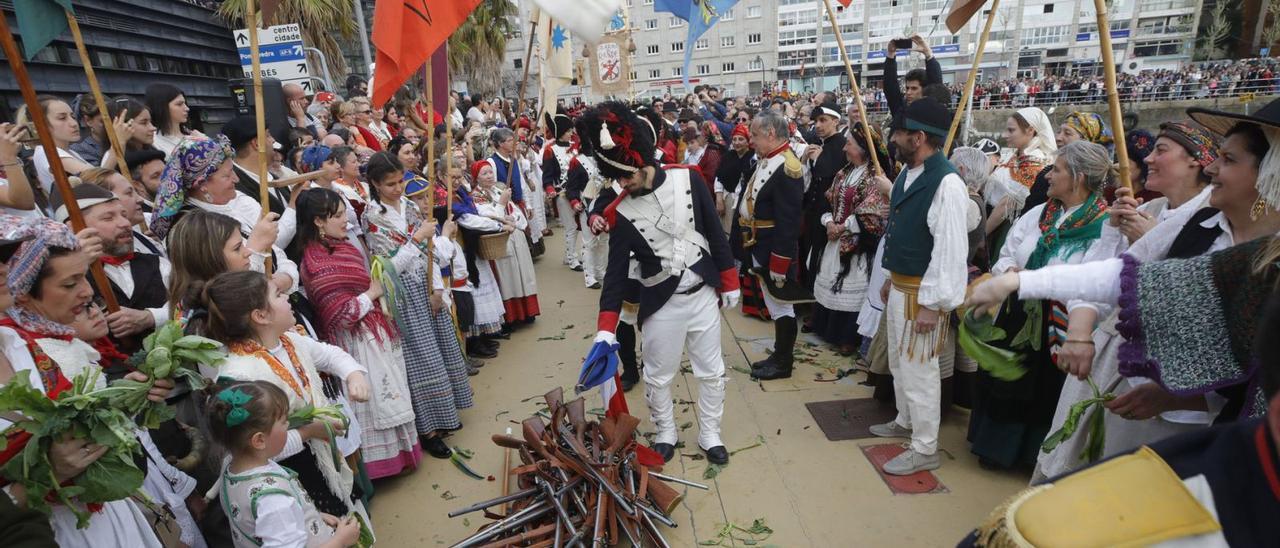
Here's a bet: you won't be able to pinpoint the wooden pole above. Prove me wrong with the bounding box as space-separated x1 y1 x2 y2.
1093 0 1131 189
820 0 882 176
423 59 437 292
245 0 274 272
505 18 539 195
445 100 455 222
65 13 129 178
943 0 1000 153
0 15 119 312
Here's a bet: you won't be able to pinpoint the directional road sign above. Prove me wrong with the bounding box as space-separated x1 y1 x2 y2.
233 23 315 92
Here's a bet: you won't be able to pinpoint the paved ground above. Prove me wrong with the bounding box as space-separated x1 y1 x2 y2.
370 233 1029 546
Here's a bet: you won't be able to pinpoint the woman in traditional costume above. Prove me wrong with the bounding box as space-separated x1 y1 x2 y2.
963 141 1116 470
440 159 507 350
360 153 473 458
986 107 1056 244
810 123 890 356
470 161 541 326
294 189 422 478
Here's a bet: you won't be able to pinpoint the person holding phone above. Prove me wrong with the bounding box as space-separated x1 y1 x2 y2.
883 35 942 124
0 122 36 217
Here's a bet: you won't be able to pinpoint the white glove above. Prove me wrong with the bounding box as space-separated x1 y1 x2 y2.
594 330 617 346
769 271 787 285
720 289 741 310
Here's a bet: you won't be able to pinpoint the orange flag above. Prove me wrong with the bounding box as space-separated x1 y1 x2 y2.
372 0 481 108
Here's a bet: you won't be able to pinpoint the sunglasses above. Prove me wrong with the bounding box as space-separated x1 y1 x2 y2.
358 110 373 114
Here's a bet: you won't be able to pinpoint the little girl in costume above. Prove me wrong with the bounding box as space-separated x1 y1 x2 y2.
208 380 362 548
202 271 374 516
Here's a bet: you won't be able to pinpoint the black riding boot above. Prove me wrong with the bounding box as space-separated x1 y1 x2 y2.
752 316 796 380
617 322 640 391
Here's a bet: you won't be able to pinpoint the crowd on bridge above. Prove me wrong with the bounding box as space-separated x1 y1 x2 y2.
0 31 1275 547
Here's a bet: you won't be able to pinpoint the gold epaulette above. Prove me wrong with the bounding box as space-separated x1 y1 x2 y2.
782 149 803 179
973 447 1220 547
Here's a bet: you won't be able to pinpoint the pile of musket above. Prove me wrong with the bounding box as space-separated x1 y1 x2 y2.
448 388 708 548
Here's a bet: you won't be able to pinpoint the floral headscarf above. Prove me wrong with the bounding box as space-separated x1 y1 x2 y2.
150 136 234 240
4 215 78 299
1063 112 1114 150
1158 121 1220 168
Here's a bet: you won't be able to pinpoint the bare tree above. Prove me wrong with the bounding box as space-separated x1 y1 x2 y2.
1263 0 1280 52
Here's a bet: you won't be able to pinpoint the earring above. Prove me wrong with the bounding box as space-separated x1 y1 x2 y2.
1250 196 1269 221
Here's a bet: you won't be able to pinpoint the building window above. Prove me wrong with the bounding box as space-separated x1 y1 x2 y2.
630 71 638 80
670 17 684 27
697 64 711 75
647 44 660 55
671 41 684 52
747 33 762 44
1133 39 1184 57
1043 3 1054 12
747 5 762 17
722 62 736 72
94 50 118 69
514 58 522 69
721 8 734 20
673 66 682 76
625 0 632 5
643 0 653 4
695 38 709 50
721 36 735 48
645 19 657 30
649 68 661 79
748 57 763 70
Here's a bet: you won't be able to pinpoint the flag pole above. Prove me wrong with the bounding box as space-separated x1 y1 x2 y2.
0 15 119 313
506 17 538 194
245 0 274 272
64 12 129 178
943 0 999 153
820 0 882 176
1092 0 1131 189
423 58 437 292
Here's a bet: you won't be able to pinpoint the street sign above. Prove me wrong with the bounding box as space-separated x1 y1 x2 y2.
233 23 313 92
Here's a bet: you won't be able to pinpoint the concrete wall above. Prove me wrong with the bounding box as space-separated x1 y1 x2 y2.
953 95 1280 143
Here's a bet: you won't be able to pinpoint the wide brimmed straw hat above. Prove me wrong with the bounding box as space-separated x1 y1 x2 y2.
1186 99 1280 136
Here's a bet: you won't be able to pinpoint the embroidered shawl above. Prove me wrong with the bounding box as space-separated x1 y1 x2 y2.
301 240 397 345
828 163 889 292
1026 193 1109 270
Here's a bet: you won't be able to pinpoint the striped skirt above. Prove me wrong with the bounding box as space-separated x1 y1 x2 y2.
395 263 474 435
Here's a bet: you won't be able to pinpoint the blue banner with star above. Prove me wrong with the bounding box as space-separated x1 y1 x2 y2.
655 0 739 89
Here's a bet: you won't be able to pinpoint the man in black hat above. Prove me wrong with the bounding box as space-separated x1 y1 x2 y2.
799 100 849 297
50 184 171 355
582 102 740 465
541 110 584 270
868 97 970 475
734 110 807 381
221 115 296 249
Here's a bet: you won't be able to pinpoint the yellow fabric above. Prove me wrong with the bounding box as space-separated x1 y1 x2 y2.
1012 446 1221 547
782 149 803 178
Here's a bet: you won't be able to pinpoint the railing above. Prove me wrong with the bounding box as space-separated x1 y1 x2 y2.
851 76 1279 114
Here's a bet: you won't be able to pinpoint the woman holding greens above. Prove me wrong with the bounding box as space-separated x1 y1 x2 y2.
965 141 1118 470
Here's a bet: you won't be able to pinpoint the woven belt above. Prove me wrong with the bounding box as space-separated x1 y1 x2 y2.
889 272 923 296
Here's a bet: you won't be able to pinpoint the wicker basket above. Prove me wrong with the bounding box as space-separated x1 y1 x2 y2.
477 232 511 260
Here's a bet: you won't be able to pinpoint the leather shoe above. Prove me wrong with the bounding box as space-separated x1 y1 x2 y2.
621 374 639 393
701 445 729 465
467 343 497 359
651 442 675 463
466 357 485 368
466 365 480 376
750 362 792 381
422 436 452 459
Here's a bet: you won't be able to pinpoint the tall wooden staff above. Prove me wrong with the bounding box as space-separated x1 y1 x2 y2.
943 0 1000 152
245 0 274 271
505 18 539 196
1093 0 1131 188
423 59 438 291
820 0 882 176
64 13 129 177
0 16 119 312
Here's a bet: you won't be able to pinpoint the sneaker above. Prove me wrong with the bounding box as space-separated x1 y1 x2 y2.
868 421 912 438
882 448 940 476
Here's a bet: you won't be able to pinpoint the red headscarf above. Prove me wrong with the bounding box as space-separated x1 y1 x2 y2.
731 123 751 146
471 160 491 183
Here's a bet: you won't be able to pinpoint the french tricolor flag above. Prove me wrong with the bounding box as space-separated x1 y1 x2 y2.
576 340 629 418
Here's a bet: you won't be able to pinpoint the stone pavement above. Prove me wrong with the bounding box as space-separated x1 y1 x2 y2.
370 233 1029 546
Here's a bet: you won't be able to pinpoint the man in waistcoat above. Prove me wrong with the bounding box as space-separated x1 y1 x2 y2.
582 102 740 465
50 184 170 356
869 97 970 475
734 110 806 381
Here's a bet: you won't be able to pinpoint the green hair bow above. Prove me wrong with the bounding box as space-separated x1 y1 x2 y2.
218 388 253 427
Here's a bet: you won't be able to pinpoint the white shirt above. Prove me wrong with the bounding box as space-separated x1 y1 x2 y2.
269 333 367 461
103 255 173 327
229 462 314 548
885 164 970 312
993 201 1121 313
191 193 301 293
33 146 87 196
233 163 298 249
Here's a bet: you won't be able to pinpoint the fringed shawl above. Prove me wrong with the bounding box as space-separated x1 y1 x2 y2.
828 163 889 292
300 239 398 345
